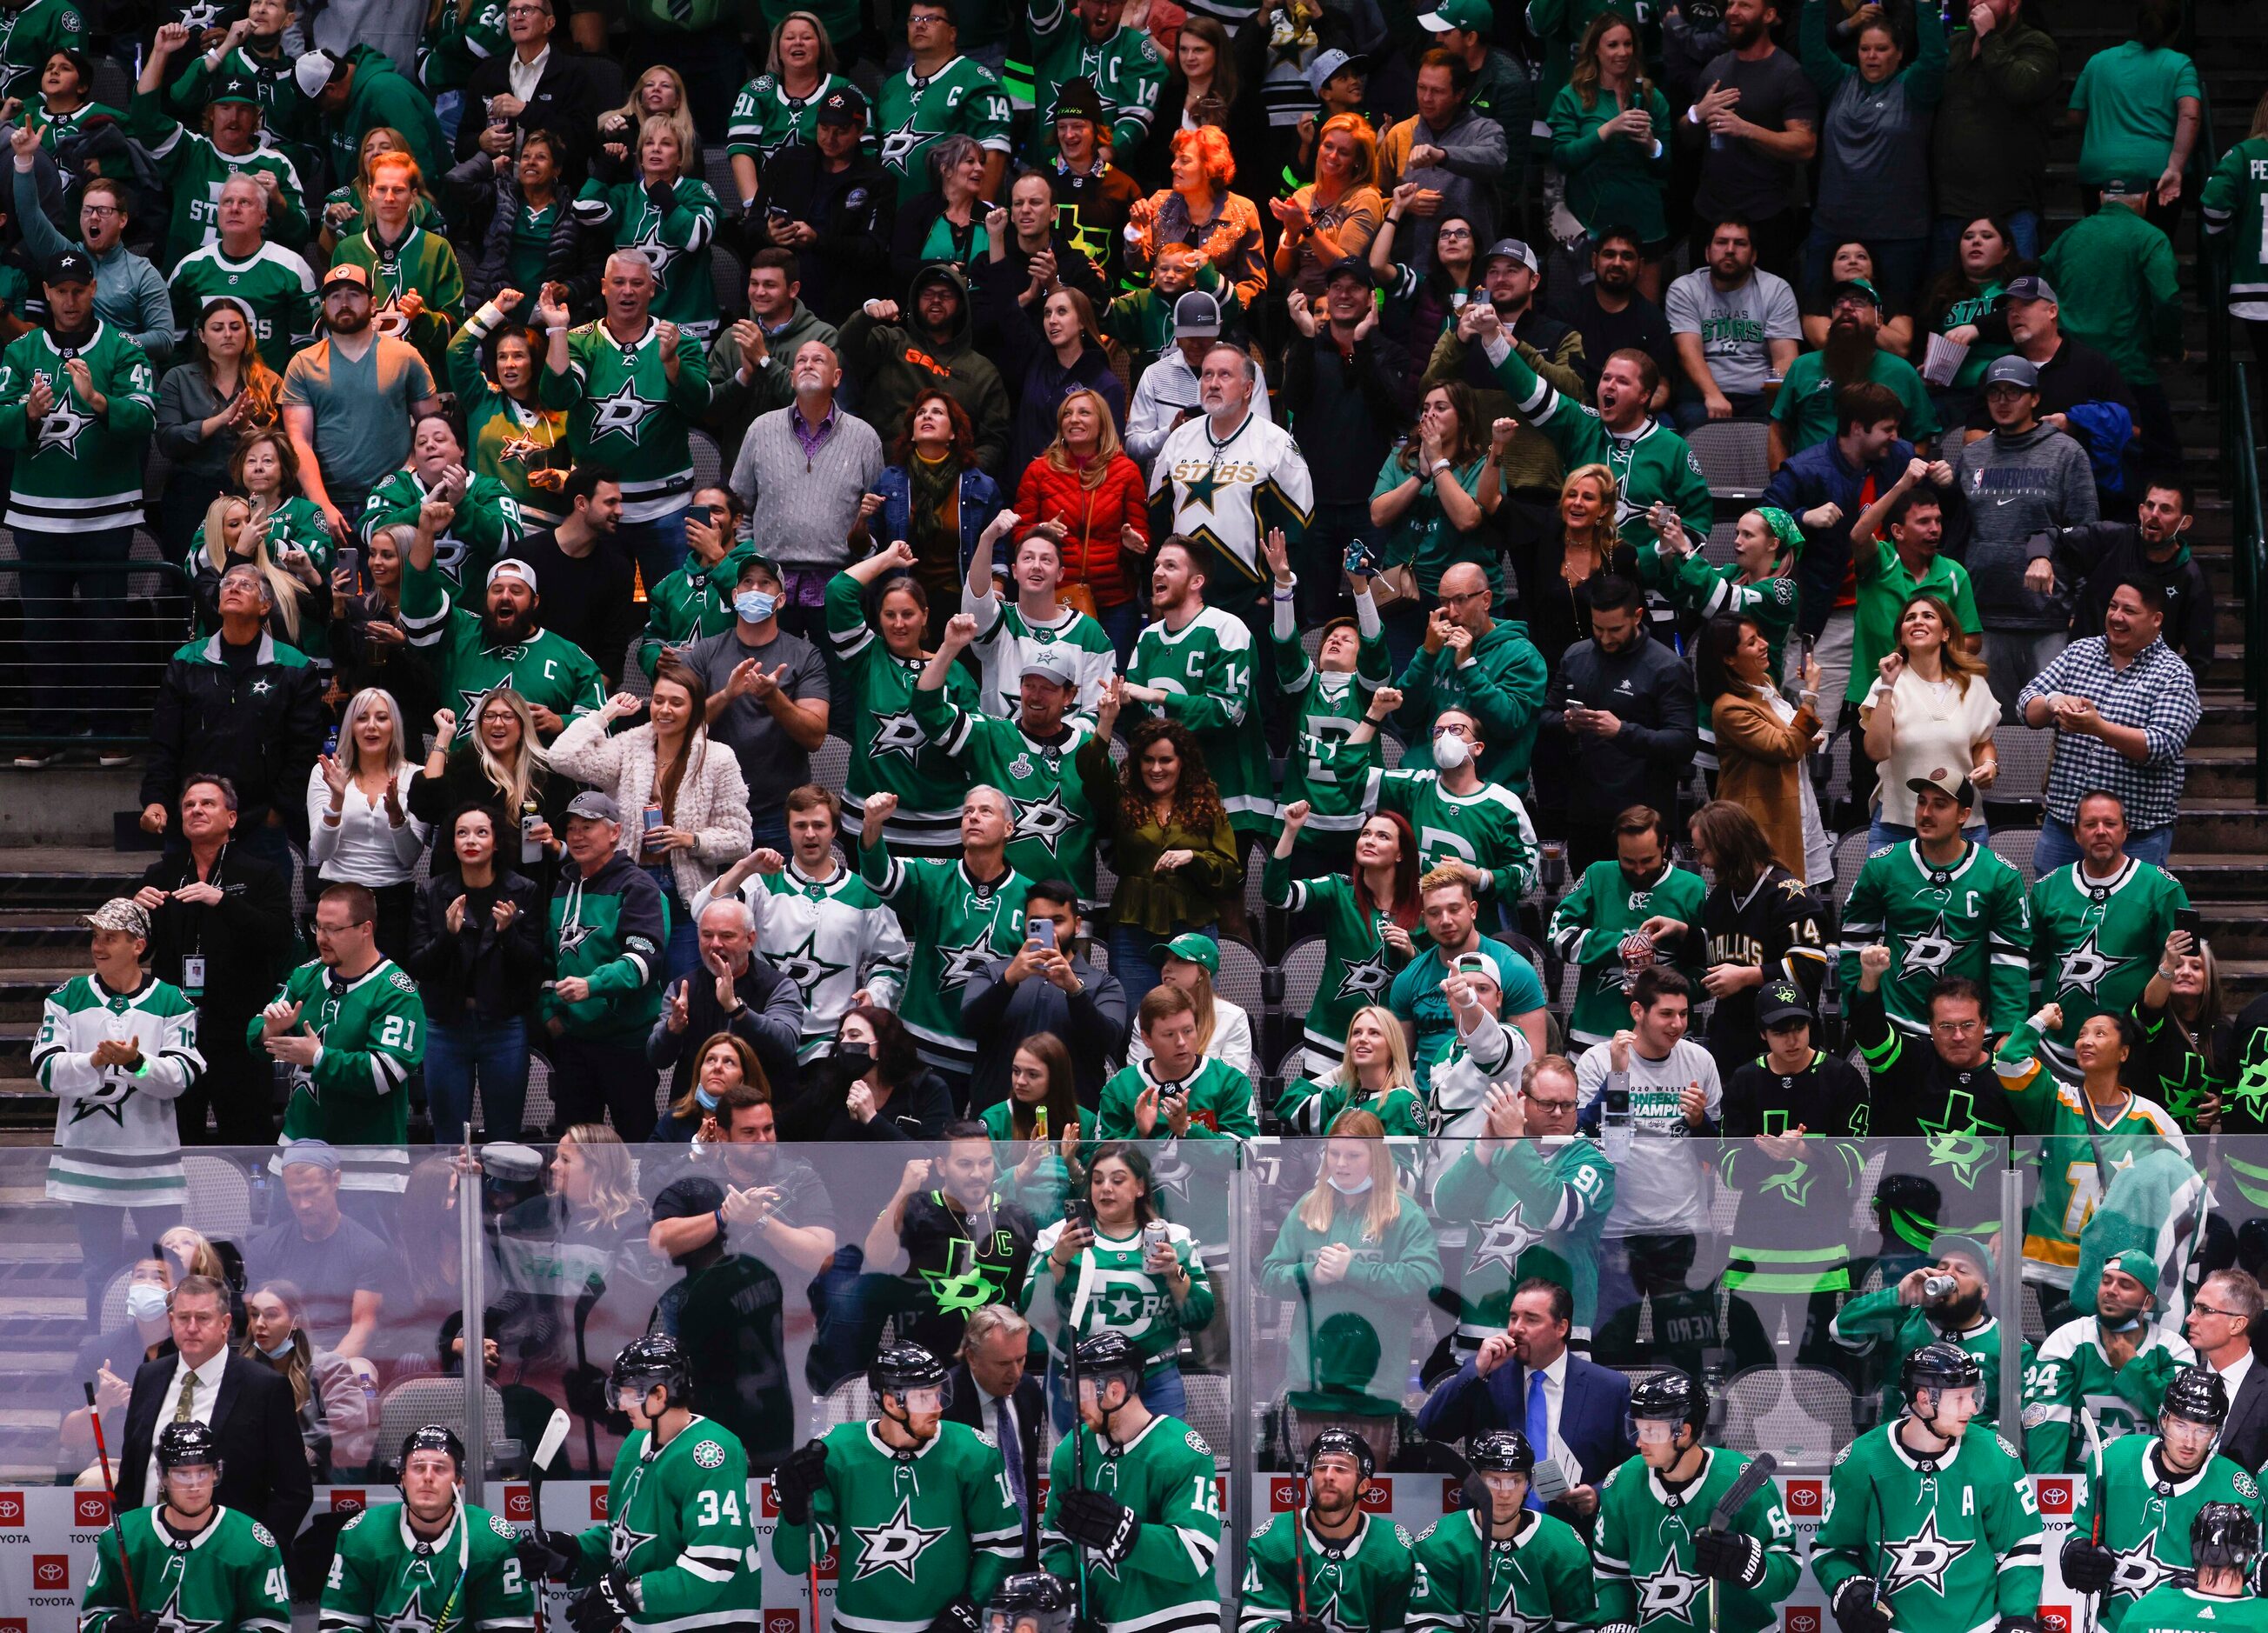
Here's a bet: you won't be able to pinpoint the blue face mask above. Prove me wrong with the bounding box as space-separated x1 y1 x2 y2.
259 1335 297 1360
1328 1174 1375 1196
695 1086 720 1110
735 591 777 623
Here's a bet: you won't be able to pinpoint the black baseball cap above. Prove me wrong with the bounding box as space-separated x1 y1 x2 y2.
1324 255 1372 290
43 250 94 287
816 85 867 127
1756 983 1813 1030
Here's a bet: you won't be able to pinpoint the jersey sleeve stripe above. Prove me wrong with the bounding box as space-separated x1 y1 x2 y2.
1176 1526 1217 1573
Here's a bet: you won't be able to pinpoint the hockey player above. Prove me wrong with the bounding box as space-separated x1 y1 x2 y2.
771 1343 1023 1633
1240 1430 1414 1633
319 1424 534 1633
1409 1430 1595 1633
517 1335 759 1632
1812 1343 2044 1633
81 1422 290 1633
1830 1235 2038 1441
2059 1367 2268 1629
2125 1504 2268 1633
982 1571 1076 1633
1593 1372 1799 1633
1040 1332 1221 1633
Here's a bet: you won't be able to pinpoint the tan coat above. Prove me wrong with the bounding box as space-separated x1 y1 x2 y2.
1711 687 1821 879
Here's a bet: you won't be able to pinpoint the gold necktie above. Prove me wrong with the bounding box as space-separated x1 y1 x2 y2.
174 1371 197 1425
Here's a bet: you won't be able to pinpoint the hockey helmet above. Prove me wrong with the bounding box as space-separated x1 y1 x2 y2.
2194 1503 2262 1574
1470 1430 1536 1476
156 1421 221 1474
2162 1365 2231 1430
1305 1426 1375 1483
611 1333 694 1414
1630 1370 1707 1426
1900 1341 1983 1402
984 1572 1075 1633
1074 1331 1146 1396
869 1343 953 1410
397 1423 467 1481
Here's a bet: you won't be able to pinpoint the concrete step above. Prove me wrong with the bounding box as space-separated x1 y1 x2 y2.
2167 854 2268 900
0 913 101 970
2179 745 2266 799
0 968 81 1023
2193 694 2255 746
2174 803 2268 855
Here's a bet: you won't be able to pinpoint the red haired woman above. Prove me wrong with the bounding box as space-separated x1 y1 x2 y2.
1126 124 1268 306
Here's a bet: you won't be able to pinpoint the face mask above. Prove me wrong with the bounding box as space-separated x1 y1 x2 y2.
1432 733 1471 771
735 591 777 623
126 1283 170 1323
694 1086 719 1111
837 1041 872 1067
260 1335 297 1359
1328 1174 1375 1196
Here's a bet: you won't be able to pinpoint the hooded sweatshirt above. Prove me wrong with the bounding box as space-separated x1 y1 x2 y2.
537 850 667 1043
1946 422 2099 632
319 46 448 191
838 263 1013 477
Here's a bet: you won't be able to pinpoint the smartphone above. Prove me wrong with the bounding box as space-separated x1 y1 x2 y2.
1028 917 1057 950
2176 907 2205 941
1344 538 1377 577
1062 1197 1092 1231
336 545 361 588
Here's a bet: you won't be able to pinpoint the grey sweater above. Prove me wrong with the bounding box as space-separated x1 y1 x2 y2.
726 400 885 571
1947 423 2099 632
12 162 172 365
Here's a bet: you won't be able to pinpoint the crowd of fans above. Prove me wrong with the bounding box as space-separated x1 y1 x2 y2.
17 0 2268 1603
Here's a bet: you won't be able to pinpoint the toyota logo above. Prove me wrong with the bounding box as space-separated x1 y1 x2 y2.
0 1493 23 1526
76 1493 110 1527
767 1612 800 1633
32 1556 68 1589
1784 1479 1823 1515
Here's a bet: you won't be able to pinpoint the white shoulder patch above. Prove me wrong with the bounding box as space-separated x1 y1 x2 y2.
2238 1473 2262 1502
691 1439 727 1470
1415 1522 1437 1543
973 1429 998 1450
1866 843 1898 860
490 1512 517 1538
1394 1524 1414 1549
251 1522 277 1548
1600 1463 1621 1490
1997 1434 2019 1460
1832 1444 1852 1468
390 968 417 993
339 1511 365 1533
2021 1402 2051 1429
1255 1515 1276 1540
1185 1427 1212 1457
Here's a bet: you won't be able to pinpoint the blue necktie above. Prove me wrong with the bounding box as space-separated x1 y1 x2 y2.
997 1396 1026 1518
1524 1369 1548 1510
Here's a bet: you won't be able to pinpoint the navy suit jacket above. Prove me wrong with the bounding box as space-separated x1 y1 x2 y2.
1416 1350 1638 1493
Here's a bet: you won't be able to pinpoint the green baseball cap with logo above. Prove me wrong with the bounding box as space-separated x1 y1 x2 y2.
1151 933 1219 974
1418 0 1493 30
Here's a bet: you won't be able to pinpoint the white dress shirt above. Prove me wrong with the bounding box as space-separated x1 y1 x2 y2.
145 1350 228 1496
1524 1348 1580 1482
508 43 551 103
2217 1348 2255 1397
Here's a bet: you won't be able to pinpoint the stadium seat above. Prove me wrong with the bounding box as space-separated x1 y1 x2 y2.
1379 731 1404 770
690 430 722 495
1182 1372 1235 1471
811 734 850 791
183 1154 252 1241
1214 935 1268 1023
377 1377 510 1471
1093 856 1118 909
1990 721 2055 814
1719 1364 1854 1472
1279 936 1328 1030
1831 827 1876 892
2019 1281 2047 1345
1684 421 1771 503
1991 823 2043 884
817 1376 874 1429
1704 520 1743 567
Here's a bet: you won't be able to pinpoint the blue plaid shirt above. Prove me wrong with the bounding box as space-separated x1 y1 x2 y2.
2016 635 2200 830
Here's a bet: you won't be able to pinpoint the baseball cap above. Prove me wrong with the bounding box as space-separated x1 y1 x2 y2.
1050 76 1104 127
2108 1248 2159 1289
1931 1235 1992 1282
1418 0 1493 30
1906 766 1978 809
1171 290 1222 337
1305 47 1356 97
1828 276 1882 310
2002 274 2058 304
83 896 150 936
1151 932 1220 974
816 84 867 127
564 791 622 824
1324 254 1373 290
292 48 344 98
278 1138 342 1173
1755 982 1812 1030
2098 177 2145 199
1447 950 1500 988
1480 237 1539 275
43 250 94 287
487 557 538 593
321 262 372 294
1979 355 2039 391
1020 646 1081 686
210 71 261 106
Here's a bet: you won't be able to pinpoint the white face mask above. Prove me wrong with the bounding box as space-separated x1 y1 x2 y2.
126 1283 170 1323
1432 732 1471 770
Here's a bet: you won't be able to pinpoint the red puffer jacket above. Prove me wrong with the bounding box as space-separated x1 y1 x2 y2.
1012 452 1151 610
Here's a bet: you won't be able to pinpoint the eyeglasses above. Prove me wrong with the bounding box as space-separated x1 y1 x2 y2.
2191 1303 2242 1322
1439 589 1491 606
1522 1090 1578 1113
80 204 121 217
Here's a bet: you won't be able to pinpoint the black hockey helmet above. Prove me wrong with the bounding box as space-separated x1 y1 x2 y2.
1305 1426 1375 1483
155 1421 220 1474
870 1343 952 1407
611 1333 694 1412
1470 1430 1536 1476
2162 1365 2231 1430
984 1572 1075 1633
2193 1503 2262 1574
397 1423 467 1480
1901 1340 1983 1402
1074 1331 1146 1395
1630 1370 1706 1427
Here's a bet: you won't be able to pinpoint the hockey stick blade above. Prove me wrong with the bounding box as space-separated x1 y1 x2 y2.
1707 1450 1778 1531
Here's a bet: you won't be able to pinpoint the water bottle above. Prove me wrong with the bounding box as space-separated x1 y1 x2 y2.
249 1166 272 1227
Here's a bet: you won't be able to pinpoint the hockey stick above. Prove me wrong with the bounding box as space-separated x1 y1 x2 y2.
526 1409 571 1633
1704 1452 1778 1633
430 1498 476 1633
1292 1448 1311 1626
1066 1251 1097 1626
2080 1396 2108 1633
83 1381 141 1622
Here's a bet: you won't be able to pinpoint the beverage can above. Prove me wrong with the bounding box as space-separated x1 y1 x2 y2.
1142 1220 1171 1260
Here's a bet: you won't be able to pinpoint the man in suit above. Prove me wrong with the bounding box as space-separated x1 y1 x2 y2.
1416 1276 1636 1523
945 1305 1044 1527
117 1273 312 1545
2186 1268 2268 1473
454 0 619 174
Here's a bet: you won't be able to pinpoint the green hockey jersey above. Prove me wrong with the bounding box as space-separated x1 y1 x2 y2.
2128 1585 2268 1633
876 55 1012 198
2070 1436 2266 1629
0 0 83 104
1411 1505 1596 1633
0 317 153 529
1271 596 1391 838
1040 1413 1221 1633
1811 1424 2043 1633
1635 546 1798 753
258 956 424 1194
773 1420 1021 1633
1369 770 1540 902
319 1500 534 1633
572 176 722 337
362 466 527 588
1826 1292 2036 1443
166 241 317 372
860 848 1031 1075
417 0 505 93
1275 1076 1425 1140
725 70 855 168
1548 859 1708 1047
1026 0 1164 163
2202 138 2268 319
1594 1447 1799 1633
1024 1216 1216 1367
400 552 606 730
570 1417 760 1631
1097 1056 1257 1245
2023 1314 2197 1476
83 1504 290 1633
637 543 753 678
537 854 669 1043
1432 1132 1615 1344
1261 859 1410 1077
2027 858 2188 1076
1127 605 1272 837
830 570 984 850
161 47 311 177
1835 838 2033 1036
1240 1510 1413 1633
330 223 465 363
744 859 910 1058
1256 1193 1441 1416
539 316 712 523
911 679 1103 899
34 972 200 1208
447 305 573 529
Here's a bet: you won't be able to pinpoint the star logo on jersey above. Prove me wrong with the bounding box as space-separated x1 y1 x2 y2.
34 395 93 457
847 1496 951 1583
1484 1567 1551 1633
377 1594 442 1633
608 1516 658 1568
1757 1159 1812 1205
1011 790 1077 851
869 710 925 763
65 1077 135 1128
148 1578 223 1633
586 378 657 443
921 1258 1009 1316
1898 914 1960 982
1469 1202 1537 1276
937 938 995 990
1878 1510 1975 1596
1633 1552 1708 1623
2111 1528 2178 1601
555 918 597 957
1918 1089 2003 1188
2055 930 2136 1002
1178 463 1227 511
1101 1286 1148 1325
878 114 926 172
1332 948 1393 1005
2233 1047 2268 1123
177 0 226 27
772 930 850 1004
629 216 680 282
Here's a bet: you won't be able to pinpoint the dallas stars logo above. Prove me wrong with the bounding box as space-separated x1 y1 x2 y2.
1918 1090 2004 1188
36 394 93 457
555 918 597 956
609 1516 658 1568
377 1594 442 1633
2056 929 2136 1001
1484 1566 1553 1633
1758 1159 1812 1204
67 1075 134 1128
1332 948 1393 1005
2232 1045 2268 1123
2111 1527 2178 1600
587 378 657 443
148 1576 223 1633
1899 914 1960 981
772 930 850 1003
1011 790 1076 851
1178 463 1228 511
878 114 926 172
1878 1510 1974 1595
629 214 681 281
921 1257 1009 1316
177 0 226 28
848 1496 951 1583
1469 1202 1537 1275
870 711 925 763
937 938 996 990
1632 1551 1707 1623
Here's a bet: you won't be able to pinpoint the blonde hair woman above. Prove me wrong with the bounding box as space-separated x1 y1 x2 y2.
602 65 699 171
1859 590 2000 848
410 687 564 890
1489 457 1632 670
1277 1005 1425 1136
309 687 429 958
189 490 324 648
1271 112 1383 298
1257 1108 1442 1469
578 110 722 336
1125 933 1253 1076
1012 384 1149 649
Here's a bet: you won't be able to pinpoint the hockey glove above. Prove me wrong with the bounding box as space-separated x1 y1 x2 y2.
565 1570 639 1633
775 1438 830 1526
516 1526 583 1582
1830 1577 1891 1633
109 1614 163 1633
1284 1618 1332 1633
1998 1619 2039 1633
1694 1527 1766 1588
1058 1488 1143 1563
2058 1536 2117 1596
928 1596 981 1633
